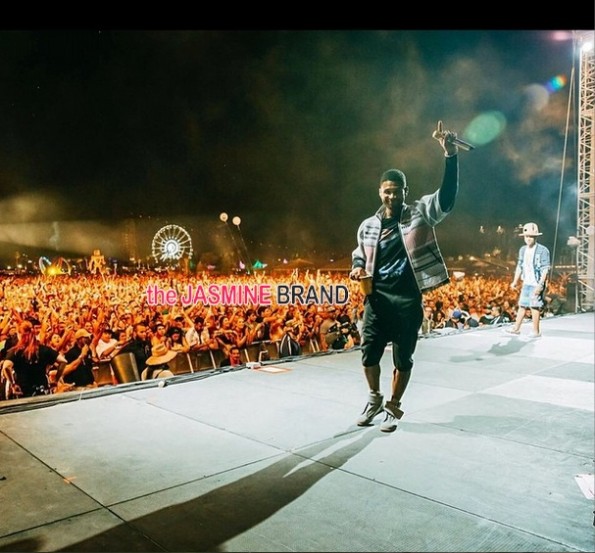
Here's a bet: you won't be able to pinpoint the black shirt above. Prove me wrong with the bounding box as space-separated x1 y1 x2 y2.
6 345 59 396
64 346 95 386
120 338 151 372
374 215 418 296
279 333 302 357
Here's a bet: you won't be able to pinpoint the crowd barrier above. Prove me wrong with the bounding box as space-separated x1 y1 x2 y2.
93 339 325 387
1 338 325 399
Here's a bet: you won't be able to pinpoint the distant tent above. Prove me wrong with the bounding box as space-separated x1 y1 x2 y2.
285 258 316 269
318 256 352 271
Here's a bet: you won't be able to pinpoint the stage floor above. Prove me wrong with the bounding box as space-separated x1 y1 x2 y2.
1 314 594 552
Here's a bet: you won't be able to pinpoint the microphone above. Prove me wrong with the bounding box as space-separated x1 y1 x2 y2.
432 120 475 151
446 136 475 151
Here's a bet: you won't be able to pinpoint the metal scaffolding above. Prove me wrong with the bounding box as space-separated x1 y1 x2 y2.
577 31 595 311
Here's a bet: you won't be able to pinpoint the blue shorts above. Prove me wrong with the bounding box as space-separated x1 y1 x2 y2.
519 284 544 309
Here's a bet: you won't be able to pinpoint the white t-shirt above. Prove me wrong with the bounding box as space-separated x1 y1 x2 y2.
96 338 118 359
185 327 210 348
523 245 538 286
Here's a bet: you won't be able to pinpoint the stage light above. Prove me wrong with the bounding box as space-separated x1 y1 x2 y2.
219 212 228 223
567 236 580 247
551 31 573 41
232 216 241 226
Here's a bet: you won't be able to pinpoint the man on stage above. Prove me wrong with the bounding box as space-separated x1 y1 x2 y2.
504 222 551 338
349 121 461 432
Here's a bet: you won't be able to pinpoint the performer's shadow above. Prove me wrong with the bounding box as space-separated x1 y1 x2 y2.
487 337 532 356
449 336 530 363
1 428 382 553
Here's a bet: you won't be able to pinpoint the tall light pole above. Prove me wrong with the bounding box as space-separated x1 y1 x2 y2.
219 212 245 272
232 216 252 274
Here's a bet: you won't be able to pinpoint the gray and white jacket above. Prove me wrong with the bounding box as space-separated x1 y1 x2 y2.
351 156 458 293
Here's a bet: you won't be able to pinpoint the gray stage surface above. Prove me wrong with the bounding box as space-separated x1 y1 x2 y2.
1 313 594 552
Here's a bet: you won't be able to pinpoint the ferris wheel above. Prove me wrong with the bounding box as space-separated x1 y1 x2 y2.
151 224 193 264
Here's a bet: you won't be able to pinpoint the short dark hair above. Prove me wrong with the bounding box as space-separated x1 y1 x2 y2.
380 169 407 188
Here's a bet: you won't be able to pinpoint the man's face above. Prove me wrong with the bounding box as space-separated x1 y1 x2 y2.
379 180 407 211
523 235 536 246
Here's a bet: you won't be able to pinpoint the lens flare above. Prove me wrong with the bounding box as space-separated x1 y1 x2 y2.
545 74 567 93
464 111 507 146
524 84 550 111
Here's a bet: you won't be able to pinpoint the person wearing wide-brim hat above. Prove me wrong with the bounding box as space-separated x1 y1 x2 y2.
504 222 551 338
141 343 176 380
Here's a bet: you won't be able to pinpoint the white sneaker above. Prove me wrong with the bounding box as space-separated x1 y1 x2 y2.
356 392 384 426
380 401 404 433
380 411 397 433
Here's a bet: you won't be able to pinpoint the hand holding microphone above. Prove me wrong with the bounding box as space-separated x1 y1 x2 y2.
432 120 475 152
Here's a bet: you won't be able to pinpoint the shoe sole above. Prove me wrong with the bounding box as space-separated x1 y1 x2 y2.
380 415 398 433
380 424 397 433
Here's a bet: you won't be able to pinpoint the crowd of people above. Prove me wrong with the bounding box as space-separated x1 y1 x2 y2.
0 268 571 400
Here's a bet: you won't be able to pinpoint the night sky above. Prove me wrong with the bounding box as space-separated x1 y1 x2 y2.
0 29 587 268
